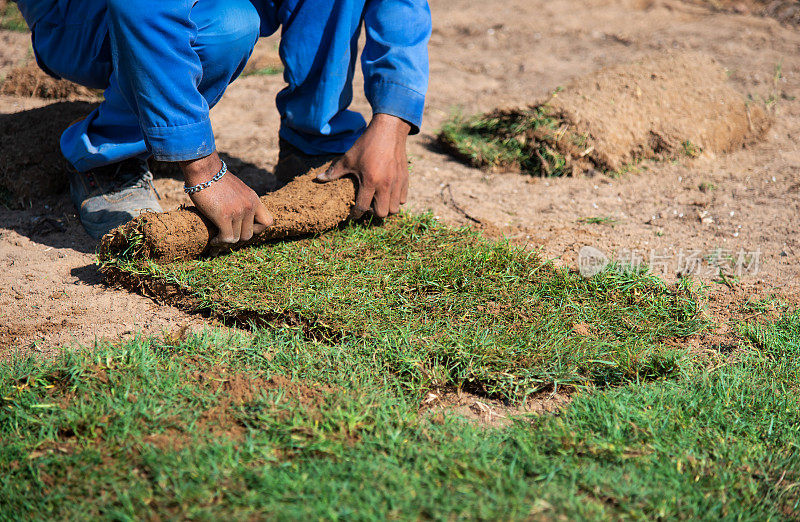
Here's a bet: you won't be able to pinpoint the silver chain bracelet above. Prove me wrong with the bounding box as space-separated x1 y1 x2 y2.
183 160 228 195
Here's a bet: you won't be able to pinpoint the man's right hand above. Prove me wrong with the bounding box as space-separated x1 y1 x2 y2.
180 152 273 245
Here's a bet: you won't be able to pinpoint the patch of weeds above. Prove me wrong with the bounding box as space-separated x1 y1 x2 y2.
0 2 26 32
699 181 717 192
741 311 800 361
765 63 795 109
608 160 646 178
739 296 792 317
741 297 773 315
242 65 283 77
577 216 618 226
437 101 592 177
106 213 708 400
748 63 792 114
681 140 702 158
712 269 740 289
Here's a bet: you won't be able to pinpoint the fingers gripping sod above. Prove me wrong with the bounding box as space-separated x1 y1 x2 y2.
316 113 411 219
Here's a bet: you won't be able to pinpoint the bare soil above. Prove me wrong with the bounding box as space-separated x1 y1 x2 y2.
424 388 574 427
2 0 800 353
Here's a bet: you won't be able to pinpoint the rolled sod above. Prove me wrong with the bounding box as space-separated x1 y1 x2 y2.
439 52 772 176
98 165 356 264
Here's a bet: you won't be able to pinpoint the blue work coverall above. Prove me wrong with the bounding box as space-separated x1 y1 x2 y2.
15 0 431 172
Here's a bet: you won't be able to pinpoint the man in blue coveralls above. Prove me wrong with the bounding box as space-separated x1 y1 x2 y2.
14 0 431 242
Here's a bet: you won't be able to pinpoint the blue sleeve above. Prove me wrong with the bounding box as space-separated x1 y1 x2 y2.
106 0 214 162
361 0 432 134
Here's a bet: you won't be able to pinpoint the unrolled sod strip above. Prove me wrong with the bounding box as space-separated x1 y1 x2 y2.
98 164 356 264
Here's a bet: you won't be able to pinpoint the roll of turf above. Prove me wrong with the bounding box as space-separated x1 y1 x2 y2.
99 164 356 264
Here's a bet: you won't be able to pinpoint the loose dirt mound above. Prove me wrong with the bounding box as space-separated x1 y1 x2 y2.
0 101 97 206
99 165 356 264
0 61 99 99
439 52 771 175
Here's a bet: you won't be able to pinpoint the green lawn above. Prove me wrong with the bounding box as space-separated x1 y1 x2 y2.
2 214 797 519
1 314 798 519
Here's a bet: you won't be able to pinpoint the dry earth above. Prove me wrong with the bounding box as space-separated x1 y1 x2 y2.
1 0 799 353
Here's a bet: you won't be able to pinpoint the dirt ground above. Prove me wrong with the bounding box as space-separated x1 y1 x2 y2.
1 0 799 354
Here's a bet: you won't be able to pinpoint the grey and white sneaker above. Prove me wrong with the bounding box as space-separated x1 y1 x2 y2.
68 158 162 239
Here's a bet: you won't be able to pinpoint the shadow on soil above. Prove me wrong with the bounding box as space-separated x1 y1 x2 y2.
69 263 104 287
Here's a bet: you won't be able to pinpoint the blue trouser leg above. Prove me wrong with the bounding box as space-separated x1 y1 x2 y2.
21 0 260 172
276 0 368 156
19 0 429 168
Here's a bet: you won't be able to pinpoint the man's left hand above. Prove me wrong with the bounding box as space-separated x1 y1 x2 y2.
316 113 410 219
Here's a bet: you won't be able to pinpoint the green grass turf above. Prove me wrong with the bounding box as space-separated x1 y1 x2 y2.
1 311 798 519
103 214 707 401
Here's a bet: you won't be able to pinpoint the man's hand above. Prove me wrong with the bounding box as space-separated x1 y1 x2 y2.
180 152 273 245
317 113 411 219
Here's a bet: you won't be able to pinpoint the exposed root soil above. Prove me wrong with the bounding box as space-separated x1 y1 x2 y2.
45 365 335 453
424 387 574 427
98 165 356 264
193 368 333 410
0 101 96 206
0 61 99 100
142 370 335 452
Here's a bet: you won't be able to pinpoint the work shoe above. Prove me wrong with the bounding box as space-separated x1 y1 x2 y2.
68 158 162 239
274 138 341 187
